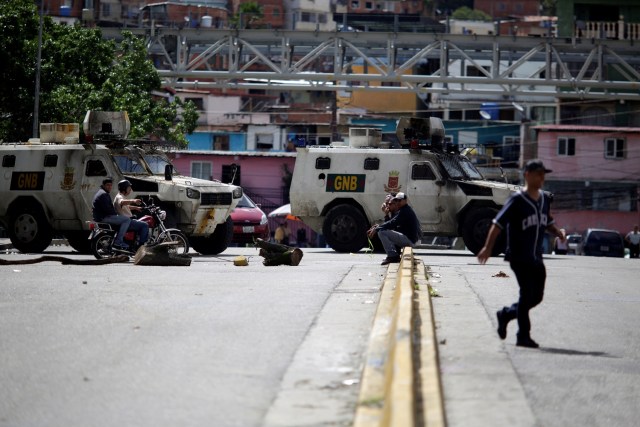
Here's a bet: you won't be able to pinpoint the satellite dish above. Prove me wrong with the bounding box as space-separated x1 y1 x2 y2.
480 110 492 120
512 102 525 113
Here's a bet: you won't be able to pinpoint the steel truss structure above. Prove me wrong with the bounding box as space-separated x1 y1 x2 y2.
102 28 640 101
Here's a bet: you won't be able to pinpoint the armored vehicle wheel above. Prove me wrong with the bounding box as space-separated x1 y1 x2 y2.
8 204 53 253
189 216 233 255
322 205 368 253
64 231 92 254
462 207 505 255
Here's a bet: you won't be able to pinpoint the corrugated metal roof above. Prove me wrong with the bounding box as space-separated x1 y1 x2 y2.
533 124 640 133
172 150 297 158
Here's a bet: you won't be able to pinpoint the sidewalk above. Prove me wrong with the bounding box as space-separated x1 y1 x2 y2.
427 260 536 427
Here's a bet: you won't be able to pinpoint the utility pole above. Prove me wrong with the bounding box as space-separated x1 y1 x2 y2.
33 0 45 138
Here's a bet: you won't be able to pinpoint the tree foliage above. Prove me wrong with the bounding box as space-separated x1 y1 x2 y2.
230 2 264 29
0 0 197 147
451 6 493 22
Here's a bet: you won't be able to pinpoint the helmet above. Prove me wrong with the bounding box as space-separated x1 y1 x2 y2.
117 179 132 193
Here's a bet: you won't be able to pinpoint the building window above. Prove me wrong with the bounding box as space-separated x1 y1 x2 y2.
186 97 204 112
256 133 274 150
351 1 360 8
300 12 312 22
557 137 576 156
221 164 241 185
191 162 212 180
604 138 625 159
101 3 110 17
365 1 373 9
466 65 490 77
213 135 229 151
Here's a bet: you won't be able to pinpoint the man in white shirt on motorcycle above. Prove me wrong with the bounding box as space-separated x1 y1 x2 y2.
114 180 149 247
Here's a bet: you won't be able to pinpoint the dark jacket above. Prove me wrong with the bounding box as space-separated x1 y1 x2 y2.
378 204 422 243
493 189 554 263
92 187 117 221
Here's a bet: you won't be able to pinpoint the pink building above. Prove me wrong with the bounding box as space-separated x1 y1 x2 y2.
169 150 295 200
168 150 321 245
534 124 640 236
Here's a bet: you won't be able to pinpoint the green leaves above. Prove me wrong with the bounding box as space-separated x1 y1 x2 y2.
0 5 197 147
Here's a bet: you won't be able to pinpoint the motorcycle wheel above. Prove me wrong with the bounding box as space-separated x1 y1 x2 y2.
161 230 190 254
91 234 114 259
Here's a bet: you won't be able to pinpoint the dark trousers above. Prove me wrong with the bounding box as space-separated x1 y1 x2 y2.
630 243 640 258
500 261 546 339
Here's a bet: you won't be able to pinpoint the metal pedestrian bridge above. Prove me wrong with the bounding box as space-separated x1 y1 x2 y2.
102 28 640 101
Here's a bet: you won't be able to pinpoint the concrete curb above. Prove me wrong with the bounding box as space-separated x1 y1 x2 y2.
354 248 446 427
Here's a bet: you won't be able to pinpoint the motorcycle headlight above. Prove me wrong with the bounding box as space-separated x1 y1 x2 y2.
186 188 200 199
232 187 243 199
159 210 167 221
260 213 268 225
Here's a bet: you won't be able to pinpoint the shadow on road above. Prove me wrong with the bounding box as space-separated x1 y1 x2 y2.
538 347 619 358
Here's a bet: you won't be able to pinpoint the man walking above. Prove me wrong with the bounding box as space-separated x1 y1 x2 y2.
92 178 131 250
367 192 421 265
477 160 565 348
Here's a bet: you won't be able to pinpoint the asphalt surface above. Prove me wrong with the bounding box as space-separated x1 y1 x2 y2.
1 241 639 426
428 251 640 427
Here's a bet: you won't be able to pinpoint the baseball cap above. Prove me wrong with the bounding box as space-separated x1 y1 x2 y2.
524 159 552 173
392 192 407 201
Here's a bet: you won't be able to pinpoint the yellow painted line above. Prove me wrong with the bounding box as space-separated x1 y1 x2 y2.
354 248 446 427
414 259 446 427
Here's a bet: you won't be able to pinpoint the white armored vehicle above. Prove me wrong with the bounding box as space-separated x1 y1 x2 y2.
0 111 242 254
290 117 517 254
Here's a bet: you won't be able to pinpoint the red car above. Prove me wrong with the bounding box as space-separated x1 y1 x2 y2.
230 194 270 245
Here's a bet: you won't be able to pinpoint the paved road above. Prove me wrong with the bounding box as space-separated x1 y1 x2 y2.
0 247 384 427
428 251 640 427
1 245 639 427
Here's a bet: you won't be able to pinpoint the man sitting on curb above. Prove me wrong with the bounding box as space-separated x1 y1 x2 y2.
367 192 422 265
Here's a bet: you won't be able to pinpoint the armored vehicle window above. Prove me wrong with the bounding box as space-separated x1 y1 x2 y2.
44 155 58 167
439 155 484 180
113 155 146 174
2 155 16 167
86 159 107 176
315 157 331 169
364 158 379 170
412 163 436 180
143 154 174 175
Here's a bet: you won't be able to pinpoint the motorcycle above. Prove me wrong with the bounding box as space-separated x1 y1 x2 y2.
88 202 189 259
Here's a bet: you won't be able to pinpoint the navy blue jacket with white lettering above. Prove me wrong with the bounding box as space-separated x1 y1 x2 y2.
493 189 554 263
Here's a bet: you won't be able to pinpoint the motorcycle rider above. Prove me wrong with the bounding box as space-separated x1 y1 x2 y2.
114 180 149 247
92 178 131 250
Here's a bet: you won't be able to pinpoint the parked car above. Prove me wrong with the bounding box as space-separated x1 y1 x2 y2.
230 194 270 245
580 228 625 257
567 233 582 255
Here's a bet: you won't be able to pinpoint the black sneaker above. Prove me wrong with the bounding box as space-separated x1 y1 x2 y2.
516 336 539 348
380 256 401 265
496 310 508 340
